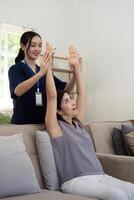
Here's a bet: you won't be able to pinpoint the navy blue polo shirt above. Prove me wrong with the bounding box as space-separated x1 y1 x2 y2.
8 62 66 124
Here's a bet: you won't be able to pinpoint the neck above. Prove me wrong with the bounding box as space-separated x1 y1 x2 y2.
62 115 73 125
25 56 36 66
25 56 36 72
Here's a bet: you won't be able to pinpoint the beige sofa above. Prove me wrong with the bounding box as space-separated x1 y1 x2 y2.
0 121 134 200
87 120 134 183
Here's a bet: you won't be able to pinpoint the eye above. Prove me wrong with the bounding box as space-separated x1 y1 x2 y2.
30 43 36 47
64 99 70 104
70 95 73 99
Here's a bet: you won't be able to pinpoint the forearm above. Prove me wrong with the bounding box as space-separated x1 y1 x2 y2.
15 72 42 96
75 66 86 121
64 73 75 93
75 66 85 95
46 67 57 98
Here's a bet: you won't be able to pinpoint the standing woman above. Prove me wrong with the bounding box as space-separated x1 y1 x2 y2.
8 31 74 124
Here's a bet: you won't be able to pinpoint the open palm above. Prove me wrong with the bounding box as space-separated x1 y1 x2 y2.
68 46 80 69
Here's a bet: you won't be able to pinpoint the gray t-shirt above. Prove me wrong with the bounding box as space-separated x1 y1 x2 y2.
50 119 104 186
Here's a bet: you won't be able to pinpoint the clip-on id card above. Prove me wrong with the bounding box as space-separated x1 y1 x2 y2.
35 88 43 106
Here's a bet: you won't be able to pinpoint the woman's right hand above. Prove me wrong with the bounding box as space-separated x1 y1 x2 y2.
39 42 52 76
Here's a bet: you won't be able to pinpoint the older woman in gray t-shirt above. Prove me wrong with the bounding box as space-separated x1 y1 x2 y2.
45 45 134 200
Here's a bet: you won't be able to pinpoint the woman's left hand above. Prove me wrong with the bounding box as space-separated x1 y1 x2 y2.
68 46 80 70
39 42 52 76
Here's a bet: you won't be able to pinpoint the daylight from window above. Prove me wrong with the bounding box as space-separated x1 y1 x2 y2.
0 23 32 114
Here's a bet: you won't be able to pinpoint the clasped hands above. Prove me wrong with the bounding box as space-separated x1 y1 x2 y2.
39 42 81 76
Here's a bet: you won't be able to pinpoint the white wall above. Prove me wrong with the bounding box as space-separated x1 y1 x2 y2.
0 0 72 54
0 0 134 121
72 0 134 121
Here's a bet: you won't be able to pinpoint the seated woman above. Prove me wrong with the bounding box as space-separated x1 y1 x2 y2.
45 45 134 200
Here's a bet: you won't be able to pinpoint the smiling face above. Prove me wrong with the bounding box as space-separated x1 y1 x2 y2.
22 35 42 61
58 92 78 118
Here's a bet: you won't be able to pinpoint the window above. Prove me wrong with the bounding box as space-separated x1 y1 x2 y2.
0 23 32 113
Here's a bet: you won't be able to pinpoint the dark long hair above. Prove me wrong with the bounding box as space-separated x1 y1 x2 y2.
57 90 78 125
15 31 41 64
57 89 69 120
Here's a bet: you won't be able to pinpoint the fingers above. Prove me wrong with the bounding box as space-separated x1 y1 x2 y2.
42 42 52 63
46 42 53 53
69 46 78 54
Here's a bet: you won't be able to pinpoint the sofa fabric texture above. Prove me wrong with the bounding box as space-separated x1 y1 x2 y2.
89 121 131 154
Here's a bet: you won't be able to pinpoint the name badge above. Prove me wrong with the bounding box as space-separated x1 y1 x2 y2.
35 92 43 106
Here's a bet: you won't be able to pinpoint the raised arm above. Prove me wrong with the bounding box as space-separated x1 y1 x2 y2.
64 71 75 93
45 45 62 137
68 46 86 121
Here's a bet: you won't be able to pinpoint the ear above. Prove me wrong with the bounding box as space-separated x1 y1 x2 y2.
57 109 62 116
20 43 25 51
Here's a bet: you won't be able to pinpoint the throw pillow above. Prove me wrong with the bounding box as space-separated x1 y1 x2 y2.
121 124 134 156
36 130 59 190
112 127 126 155
0 134 41 198
123 131 134 155
121 124 134 134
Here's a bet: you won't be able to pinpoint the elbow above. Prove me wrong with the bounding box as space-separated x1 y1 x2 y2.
14 88 21 97
77 91 86 97
47 91 57 99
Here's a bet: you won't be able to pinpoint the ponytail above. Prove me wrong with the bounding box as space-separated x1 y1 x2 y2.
15 48 25 64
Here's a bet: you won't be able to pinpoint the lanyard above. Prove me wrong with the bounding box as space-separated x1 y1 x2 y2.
23 59 40 92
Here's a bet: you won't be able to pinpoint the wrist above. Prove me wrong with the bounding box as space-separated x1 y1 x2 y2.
37 71 44 78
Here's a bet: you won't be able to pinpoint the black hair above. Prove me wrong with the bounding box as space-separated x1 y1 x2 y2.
57 89 69 120
15 31 41 64
57 89 78 124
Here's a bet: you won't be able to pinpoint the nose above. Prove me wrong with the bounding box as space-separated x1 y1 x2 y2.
72 99 76 106
35 45 42 52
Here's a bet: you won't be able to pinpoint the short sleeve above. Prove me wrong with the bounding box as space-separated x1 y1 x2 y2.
8 65 25 99
53 75 66 90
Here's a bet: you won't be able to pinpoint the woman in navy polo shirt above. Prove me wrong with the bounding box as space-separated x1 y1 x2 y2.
8 31 74 124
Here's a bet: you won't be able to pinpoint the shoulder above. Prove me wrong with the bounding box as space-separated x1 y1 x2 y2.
8 62 27 75
9 62 25 71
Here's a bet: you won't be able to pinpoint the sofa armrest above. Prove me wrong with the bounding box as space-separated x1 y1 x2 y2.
96 153 134 183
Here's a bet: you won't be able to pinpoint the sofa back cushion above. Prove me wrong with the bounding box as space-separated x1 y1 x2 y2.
0 124 45 189
36 130 59 190
89 121 131 154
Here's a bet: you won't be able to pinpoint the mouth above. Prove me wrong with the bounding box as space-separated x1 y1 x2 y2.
33 53 40 57
72 107 77 111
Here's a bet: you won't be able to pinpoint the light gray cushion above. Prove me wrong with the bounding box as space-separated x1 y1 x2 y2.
0 134 41 198
36 130 59 190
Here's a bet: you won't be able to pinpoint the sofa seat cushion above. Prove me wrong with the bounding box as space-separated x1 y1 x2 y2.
0 189 98 200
